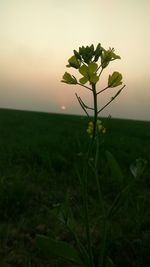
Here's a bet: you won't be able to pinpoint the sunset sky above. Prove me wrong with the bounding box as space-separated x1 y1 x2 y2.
0 0 150 120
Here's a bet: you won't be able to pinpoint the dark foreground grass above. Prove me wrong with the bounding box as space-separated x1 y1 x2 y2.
0 108 149 267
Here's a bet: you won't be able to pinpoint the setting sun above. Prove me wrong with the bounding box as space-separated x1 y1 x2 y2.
61 105 66 111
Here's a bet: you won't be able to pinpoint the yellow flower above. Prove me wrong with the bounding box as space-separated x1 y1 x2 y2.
86 119 106 137
97 119 102 125
86 127 93 134
97 124 103 131
88 121 93 127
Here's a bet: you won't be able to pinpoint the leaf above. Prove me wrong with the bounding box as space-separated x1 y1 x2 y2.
67 55 81 69
79 64 88 77
73 50 81 60
57 190 76 231
57 191 70 225
79 63 98 84
108 72 122 87
94 43 102 61
107 183 131 219
88 62 98 74
94 43 101 54
111 52 121 60
130 158 147 178
105 150 123 186
36 235 83 265
89 74 99 84
101 49 111 68
106 256 117 267
61 72 77 84
90 44 94 53
101 48 120 69
79 76 89 84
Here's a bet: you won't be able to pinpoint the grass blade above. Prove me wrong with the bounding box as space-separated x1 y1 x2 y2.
36 235 84 265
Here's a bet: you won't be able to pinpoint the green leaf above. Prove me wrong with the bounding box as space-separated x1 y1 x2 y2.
94 43 102 61
78 45 93 64
90 44 94 53
79 76 89 84
107 183 131 219
94 43 101 53
108 72 122 87
36 235 83 265
130 158 147 178
73 50 81 60
105 150 123 186
88 62 98 74
61 72 77 84
79 64 88 76
89 74 99 84
111 52 121 60
79 62 99 84
101 48 120 69
67 55 81 69
106 256 117 267
101 49 111 68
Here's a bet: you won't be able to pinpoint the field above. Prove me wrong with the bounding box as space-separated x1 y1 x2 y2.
0 108 149 267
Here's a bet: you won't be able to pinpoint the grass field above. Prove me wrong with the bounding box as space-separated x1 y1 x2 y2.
0 108 149 267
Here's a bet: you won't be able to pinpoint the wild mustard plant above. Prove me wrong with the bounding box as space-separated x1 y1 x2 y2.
62 44 126 267
37 44 127 267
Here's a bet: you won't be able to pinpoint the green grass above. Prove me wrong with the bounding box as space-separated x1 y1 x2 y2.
0 108 149 267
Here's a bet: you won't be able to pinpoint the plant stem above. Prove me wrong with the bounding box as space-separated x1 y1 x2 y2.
83 142 94 267
98 85 125 114
92 83 105 213
98 68 103 77
97 86 109 95
77 82 93 91
98 221 109 267
92 83 108 267
92 84 98 141
94 136 105 216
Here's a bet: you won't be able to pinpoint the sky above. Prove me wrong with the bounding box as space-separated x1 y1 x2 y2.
0 0 150 121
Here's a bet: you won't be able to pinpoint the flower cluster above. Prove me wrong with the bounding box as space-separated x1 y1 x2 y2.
86 119 106 138
61 44 122 86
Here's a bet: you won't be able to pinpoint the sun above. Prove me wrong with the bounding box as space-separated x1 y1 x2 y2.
61 105 66 110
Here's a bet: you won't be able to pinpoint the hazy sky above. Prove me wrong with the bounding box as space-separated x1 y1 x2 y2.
0 0 150 120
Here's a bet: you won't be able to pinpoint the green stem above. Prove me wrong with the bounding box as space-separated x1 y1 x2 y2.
92 83 108 267
94 125 107 267
83 141 94 267
77 82 92 91
98 221 109 267
94 136 105 216
95 140 108 267
92 83 105 213
97 86 109 95
98 85 125 114
92 84 98 141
